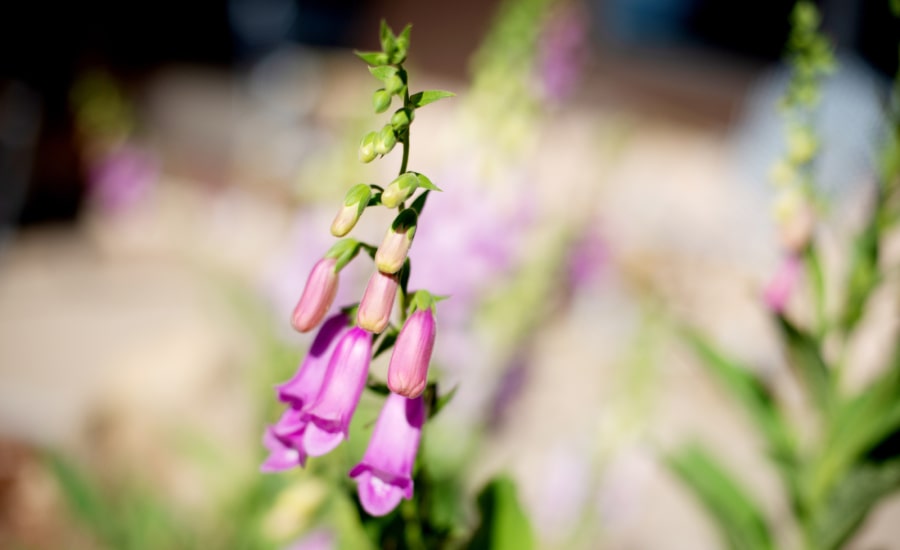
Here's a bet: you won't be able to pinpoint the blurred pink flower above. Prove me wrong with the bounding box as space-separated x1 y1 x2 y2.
87 144 157 213
764 254 802 313
538 5 590 102
350 393 424 516
303 327 373 456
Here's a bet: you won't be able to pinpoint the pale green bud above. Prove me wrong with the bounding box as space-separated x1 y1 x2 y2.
380 172 418 208
390 108 414 132
375 209 417 274
374 124 397 155
358 131 377 163
373 89 391 113
330 184 372 237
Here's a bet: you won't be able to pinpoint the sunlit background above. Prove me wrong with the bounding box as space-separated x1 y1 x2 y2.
1 0 899 548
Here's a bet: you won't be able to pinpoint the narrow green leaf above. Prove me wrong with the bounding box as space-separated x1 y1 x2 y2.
409 190 430 216
682 329 794 464
355 50 388 66
380 20 396 55
467 476 535 550
776 313 831 414
432 385 458 418
408 90 455 108
373 328 399 359
812 460 900 550
369 65 398 81
667 445 775 550
413 172 442 191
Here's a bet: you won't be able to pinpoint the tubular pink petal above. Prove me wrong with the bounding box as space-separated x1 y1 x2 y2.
353 470 406 516
261 426 307 472
278 313 351 408
387 310 436 398
357 271 399 333
303 327 373 456
291 258 339 333
350 393 424 516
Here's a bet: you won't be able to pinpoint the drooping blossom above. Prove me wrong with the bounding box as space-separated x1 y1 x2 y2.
292 257 339 332
278 312 351 407
357 270 399 333
764 254 802 312
349 393 424 516
374 209 417 274
261 423 307 472
388 309 436 398
303 327 373 456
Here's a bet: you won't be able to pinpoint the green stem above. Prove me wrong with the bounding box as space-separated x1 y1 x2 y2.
401 498 426 550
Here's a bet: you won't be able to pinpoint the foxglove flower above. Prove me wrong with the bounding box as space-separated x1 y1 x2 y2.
764 254 802 313
375 209 417 274
357 270 399 333
303 327 373 455
261 423 307 472
292 257 340 333
350 393 424 516
388 309 435 398
278 312 351 407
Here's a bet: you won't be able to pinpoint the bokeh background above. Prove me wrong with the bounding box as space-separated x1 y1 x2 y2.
1 0 899 548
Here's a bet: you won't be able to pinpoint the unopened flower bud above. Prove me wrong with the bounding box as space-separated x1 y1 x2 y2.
381 172 418 209
291 257 339 332
387 309 436 398
385 74 404 95
373 89 391 114
359 132 377 163
357 270 399 333
331 184 372 237
375 209 417 274
374 124 397 155
390 108 414 132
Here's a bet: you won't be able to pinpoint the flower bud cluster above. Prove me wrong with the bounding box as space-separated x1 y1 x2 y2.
262 21 453 517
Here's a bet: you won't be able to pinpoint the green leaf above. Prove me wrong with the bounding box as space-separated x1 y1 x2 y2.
409 190 430 216
368 65 398 81
380 20 396 55
812 460 900 550
408 90 455 108
467 476 535 550
776 313 831 414
432 385 458 417
355 50 388 66
667 445 775 550
681 328 796 469
412 172 442 191
372 328 399 360
365 375 391 395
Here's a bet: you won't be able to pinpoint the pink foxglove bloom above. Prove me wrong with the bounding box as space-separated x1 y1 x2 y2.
303 327 373 456
350 393 424 516
357 270 399 333
388 310 436 398
261 423 307 472
292 257 339 333
764 254 802 313
278 312 351 407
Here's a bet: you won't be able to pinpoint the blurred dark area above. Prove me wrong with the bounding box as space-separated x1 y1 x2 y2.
0 0 898 227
